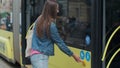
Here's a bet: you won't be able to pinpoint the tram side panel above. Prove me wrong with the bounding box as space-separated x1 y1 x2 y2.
0 0 15 63
49 45 91 68
0 30 15 63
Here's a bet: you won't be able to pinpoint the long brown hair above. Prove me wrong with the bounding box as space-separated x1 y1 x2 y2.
36 0 58 38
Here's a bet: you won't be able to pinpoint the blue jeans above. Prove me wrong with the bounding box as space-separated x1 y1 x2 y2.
30 54 49 68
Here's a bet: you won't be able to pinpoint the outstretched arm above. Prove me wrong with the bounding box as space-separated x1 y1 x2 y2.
50 22 85 65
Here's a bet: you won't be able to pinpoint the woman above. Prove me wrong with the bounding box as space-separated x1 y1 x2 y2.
30 0 84 68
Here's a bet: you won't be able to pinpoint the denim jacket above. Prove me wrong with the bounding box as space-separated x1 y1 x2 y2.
31 21 73 56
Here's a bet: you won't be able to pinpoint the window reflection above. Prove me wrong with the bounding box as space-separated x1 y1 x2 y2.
57 0 91 47
0 0 13 31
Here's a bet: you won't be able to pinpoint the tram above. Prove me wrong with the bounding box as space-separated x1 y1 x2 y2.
0 0 119 68
0 0 22 65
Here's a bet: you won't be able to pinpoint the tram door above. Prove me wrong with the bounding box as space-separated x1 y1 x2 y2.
21 0 46 65
49 0 102 68
22 0 103 68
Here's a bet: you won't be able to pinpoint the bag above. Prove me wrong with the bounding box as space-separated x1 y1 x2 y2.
25 23 35 57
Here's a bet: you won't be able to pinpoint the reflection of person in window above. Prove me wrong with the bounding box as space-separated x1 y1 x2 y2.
0 18 7 30
67 17 76 37
57 18 66 40
6 14 12 31
0 24 6 30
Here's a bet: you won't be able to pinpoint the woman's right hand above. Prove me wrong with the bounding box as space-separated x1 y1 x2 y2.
72 54 86 66
72 54 81 63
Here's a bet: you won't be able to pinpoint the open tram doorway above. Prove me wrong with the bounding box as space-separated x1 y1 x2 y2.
104 0 120 68
21 0 46 65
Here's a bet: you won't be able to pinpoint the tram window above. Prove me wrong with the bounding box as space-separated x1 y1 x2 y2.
57 0 91 48
0 0 13 31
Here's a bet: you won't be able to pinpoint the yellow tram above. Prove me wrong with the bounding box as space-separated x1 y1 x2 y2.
0 0 119 68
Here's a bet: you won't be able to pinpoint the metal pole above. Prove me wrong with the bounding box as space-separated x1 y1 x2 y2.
13 0 21 64
102 0 106 67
